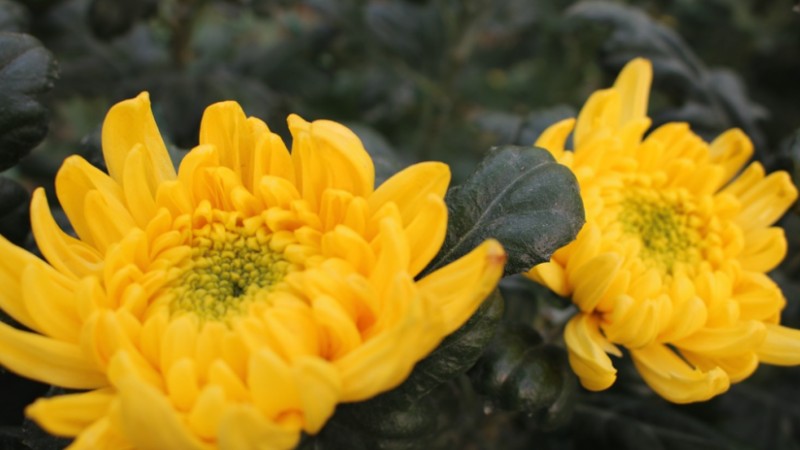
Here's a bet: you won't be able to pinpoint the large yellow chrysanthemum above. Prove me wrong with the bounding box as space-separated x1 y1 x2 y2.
0 93 506 449
526 58 800 403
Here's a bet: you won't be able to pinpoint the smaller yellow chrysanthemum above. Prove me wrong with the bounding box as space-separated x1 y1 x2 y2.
0 93 506 449
527 58 800 403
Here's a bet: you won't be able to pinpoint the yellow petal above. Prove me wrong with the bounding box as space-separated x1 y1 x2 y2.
709 128 754 188
534 118 576 160
739 227 788 273
311 294 362 360
256 305 319 362
200 102 247 175
292 356 341 433
631 344 729 403
417 239 506 334
369 217 410 295
160 315 198 372
335 274 422 401
82 190 137 252
30 188 102 278
320 224 375 275
0 321 106 389
252 129 295 186
116 374 208 450
674 321 766 358
757 323 800 365
55 155 127 249
721 161 764 199
199 101 271 190
403 193 447 276
101 92 176 186
368 161 450 226
288 114 375 209
22 263 81 342
658 294 707 343
177 144 219 206
613 58 652 125
569 253 623 312
121 144 159 227
564 313 618 391
732 272 785 322
601 294 661 348
682 350 759 384
526 261 571 297
26 388 115 437
187 385 227 440
84 313 162 389
217 405 300 450
166 358 200 412
574 89 619 149
67 416 133 450
258 176 302 209
734 170 798 231
247 347 301 419
0 235 49 330
208 360 250 402
319 189 355 232
154 180 194 216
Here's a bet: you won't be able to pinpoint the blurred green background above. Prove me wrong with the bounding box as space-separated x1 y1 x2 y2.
2 0 800 448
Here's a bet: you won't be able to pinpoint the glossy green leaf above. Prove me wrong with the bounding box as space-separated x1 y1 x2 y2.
571 390 746 450
0 32 57 172
429 145 584 275
567 1 768 154
364 1 443 63
0 177 30 246
88 0 157 40
0 0 28 33
471 324 577 429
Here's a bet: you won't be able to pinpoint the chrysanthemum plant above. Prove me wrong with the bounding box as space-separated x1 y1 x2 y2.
0 92 585 449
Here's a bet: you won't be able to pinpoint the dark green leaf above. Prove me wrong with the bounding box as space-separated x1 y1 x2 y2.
88 0 157 40
429 145 584 275
0 426 24 449
471 110 524 146
364 1 443 63
0 32 58 172
680 367 800 450
21 418 70 450
567 1 767 154
471 324 577 430
472 106 576 148
0 0 28 33
0 176 29 246
571 391 747 450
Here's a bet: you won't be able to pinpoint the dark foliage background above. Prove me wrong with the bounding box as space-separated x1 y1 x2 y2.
1 0 800 448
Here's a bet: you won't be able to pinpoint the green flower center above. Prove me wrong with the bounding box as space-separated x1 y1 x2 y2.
170 221 293 322
618 189 699 274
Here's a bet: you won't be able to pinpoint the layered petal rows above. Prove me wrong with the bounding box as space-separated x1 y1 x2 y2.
0 93 506 449
527 59 799 403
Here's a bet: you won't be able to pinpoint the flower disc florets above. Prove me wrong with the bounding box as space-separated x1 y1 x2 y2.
168 208 297 322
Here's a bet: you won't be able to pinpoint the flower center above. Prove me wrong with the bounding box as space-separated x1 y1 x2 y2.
169 217 295 322
617 189 700 274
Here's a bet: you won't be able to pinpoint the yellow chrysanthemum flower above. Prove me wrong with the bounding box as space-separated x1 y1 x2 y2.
526 58 800 403
0 93 506 449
